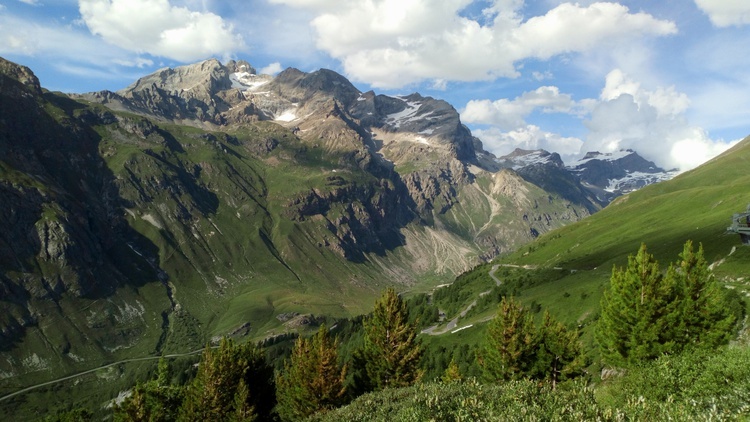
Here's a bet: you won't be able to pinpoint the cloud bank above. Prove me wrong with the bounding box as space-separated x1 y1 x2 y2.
78 0 244 62
694 0 750 27
273 0 676 88
464 69 738 171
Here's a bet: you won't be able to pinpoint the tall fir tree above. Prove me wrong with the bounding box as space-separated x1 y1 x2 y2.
597 241 735 368
670 240 735 348
535 311 585 389
276 324 348 421
480 296 539 382
356 287 423 392
178 338 275 421
596 243 681 366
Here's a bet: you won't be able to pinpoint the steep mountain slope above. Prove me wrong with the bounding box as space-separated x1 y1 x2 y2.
508 137 750 271
567 149 678 203
434 136 750 344
0 55 600 404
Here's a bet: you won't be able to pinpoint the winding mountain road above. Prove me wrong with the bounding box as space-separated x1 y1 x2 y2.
0 348 210 403
421 264 503 335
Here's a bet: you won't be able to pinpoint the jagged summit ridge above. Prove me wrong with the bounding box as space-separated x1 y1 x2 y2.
568 149 678 200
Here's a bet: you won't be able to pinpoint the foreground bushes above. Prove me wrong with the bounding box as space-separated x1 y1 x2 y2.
310 345 750 422
308 378 602 422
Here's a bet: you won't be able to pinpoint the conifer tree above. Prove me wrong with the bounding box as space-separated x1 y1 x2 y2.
597 241 736 368
535 311 585 389
276 324 348 421
178 338 275 421
596 243 681 366
114 358 183 422
480 296 539 382
441 358 462 383
670 241 735 348
357 287 423 391
481 299 584 386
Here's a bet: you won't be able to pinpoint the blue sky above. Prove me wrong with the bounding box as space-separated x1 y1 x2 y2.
1 0 749 170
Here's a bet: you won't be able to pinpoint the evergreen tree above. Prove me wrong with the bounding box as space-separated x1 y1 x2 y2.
441 358 462 383
178 338 275 421
481 299 584 386
597 241 735 368
114 358 183 422
276 325 348 421
480 296 539 382
535 311 585 389
356 287 423 391
671 241 735 348
597 244 682 366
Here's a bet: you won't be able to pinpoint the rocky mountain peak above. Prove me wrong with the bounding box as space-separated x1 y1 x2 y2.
0 57 42 95
119 58 230 95
225 59 256 75
568 149 678 201
496 148 565 169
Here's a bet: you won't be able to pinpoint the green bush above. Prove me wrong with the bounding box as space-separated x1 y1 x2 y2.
308 378 603 422
597 345 750 419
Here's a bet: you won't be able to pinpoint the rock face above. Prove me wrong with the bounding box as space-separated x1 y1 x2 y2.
0 57 167 355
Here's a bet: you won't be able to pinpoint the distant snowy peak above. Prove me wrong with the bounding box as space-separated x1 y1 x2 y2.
496 148 564 170
568 149 678 198
573 149 638 165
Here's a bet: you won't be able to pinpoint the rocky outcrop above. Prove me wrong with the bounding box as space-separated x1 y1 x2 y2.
285 177 415 261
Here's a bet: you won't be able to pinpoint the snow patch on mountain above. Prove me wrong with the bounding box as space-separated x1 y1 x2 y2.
505 150 557 170
274 108 298 122
230 71 270 90
385 96 436 129
569 149 638 167
604 170 679 193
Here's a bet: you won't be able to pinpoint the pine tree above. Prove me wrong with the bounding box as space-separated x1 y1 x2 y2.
480 296 539 382
597 241 734 368
357 287 423 391
441 358 462 383
535 311 585 389
114 358 183 422
671 241 735 348
276 325 348 421
178 338 275 421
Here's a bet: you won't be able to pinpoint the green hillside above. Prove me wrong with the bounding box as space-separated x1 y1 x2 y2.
508 137 750 272
418 138 750 371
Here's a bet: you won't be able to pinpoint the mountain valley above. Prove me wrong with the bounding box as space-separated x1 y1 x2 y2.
1 56 728 418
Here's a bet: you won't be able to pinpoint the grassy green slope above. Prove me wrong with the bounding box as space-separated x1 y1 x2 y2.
421 138 750 373
509 138 750 272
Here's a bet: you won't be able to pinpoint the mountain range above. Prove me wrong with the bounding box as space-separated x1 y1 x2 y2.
0 56 679 404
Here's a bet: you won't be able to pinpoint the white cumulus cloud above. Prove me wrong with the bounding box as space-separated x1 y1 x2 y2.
583 69 737 171
259 62 284 75
474 125 583 159
462 86 584 130
465 69 737 170
272 0 676 88
694 0 750 27
78 0 244 62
